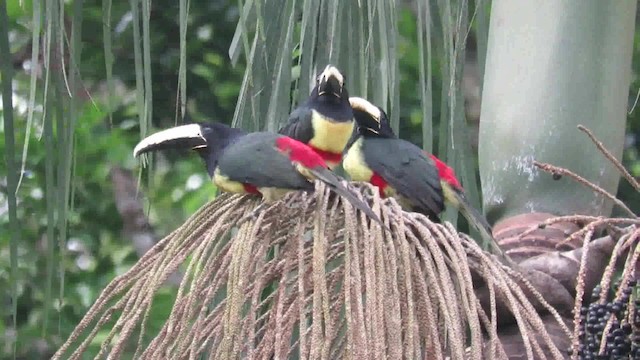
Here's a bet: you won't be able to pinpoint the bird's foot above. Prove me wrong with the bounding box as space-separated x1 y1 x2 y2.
281 192 311 210
283 196 304 210
236 202 270 227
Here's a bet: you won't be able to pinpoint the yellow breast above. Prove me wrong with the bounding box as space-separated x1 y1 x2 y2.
343 138 373 182
213 168 247 194
441 181 460 207
383 186 398 198
258 187 292 202
394 193 416 211
309 110 355 153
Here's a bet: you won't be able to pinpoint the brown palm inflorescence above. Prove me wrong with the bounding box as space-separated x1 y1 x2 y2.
51 181 581 359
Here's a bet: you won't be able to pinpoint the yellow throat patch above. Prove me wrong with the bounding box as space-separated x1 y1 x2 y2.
344 138 403 202
343 138 373 182
309 110 355 154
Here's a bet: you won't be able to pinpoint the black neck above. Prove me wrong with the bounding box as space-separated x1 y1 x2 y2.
358 125 397 139
306 87 353 122
196 122 246 177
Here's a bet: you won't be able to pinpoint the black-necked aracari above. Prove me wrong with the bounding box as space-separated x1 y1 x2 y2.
133 122 385 227
279 65 354 169
343 97 506 259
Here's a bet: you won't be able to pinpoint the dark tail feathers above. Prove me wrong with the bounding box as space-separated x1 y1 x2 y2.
309 168 389 232
447 187 513 265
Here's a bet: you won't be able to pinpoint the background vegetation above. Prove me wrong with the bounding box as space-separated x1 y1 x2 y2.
1 0 638 358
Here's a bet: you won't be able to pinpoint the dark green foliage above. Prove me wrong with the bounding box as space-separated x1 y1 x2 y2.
2 0 640 358
1 0 241 357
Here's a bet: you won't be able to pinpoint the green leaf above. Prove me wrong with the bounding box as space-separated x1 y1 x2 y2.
417 0 433 153
0 0 21 356
7 0 32 19
102 0 114 125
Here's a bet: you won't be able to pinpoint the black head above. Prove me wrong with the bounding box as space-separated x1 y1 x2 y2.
304 65 353 122
309 65 350 110
193 122 246 176
349 97 396 138
196 122 246 149
316 65 348 100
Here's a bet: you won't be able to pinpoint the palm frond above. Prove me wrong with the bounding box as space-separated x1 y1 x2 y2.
0 1 21 355
103 0 114 125
230 0 402 134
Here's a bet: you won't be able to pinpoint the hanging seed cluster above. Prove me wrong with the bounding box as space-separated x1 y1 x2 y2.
573 279 639 359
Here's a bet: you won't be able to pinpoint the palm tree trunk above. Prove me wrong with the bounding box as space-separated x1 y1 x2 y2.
478 0 636 224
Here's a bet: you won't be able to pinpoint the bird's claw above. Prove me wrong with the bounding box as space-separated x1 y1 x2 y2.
283 195 305 210
236 202 268 227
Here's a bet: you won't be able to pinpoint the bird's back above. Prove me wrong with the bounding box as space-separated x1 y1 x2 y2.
217 132 312 191
361 137 445 217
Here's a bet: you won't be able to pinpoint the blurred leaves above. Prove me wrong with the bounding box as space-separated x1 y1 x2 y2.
1 0 20 356
1 0 640 357
1 0 239 356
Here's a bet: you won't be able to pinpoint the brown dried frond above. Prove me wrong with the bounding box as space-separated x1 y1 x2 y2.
490 129 640 360
577 124 640 192
53 183 567 360
533 161 637 219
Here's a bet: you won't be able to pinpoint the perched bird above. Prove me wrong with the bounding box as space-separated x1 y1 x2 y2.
279 65 354 169
343 97 506 258
133 122 385 227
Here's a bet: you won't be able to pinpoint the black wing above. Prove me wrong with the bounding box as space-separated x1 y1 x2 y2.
217 132 312 191
362 137 445 216
278 102 315 143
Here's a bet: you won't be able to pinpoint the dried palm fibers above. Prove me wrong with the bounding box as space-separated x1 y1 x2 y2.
52 183 568 360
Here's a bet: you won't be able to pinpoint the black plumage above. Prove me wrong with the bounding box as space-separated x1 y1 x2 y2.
360 137 445 218
215 132 313 191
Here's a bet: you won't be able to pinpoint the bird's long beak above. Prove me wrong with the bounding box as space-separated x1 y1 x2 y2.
133 124 207 157
317 65 345 98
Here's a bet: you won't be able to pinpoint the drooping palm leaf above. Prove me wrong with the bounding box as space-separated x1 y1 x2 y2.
0 0 21 356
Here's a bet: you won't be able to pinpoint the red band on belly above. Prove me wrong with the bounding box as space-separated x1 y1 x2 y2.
243 183 259 194
309 146 343 165
370 172 388 198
